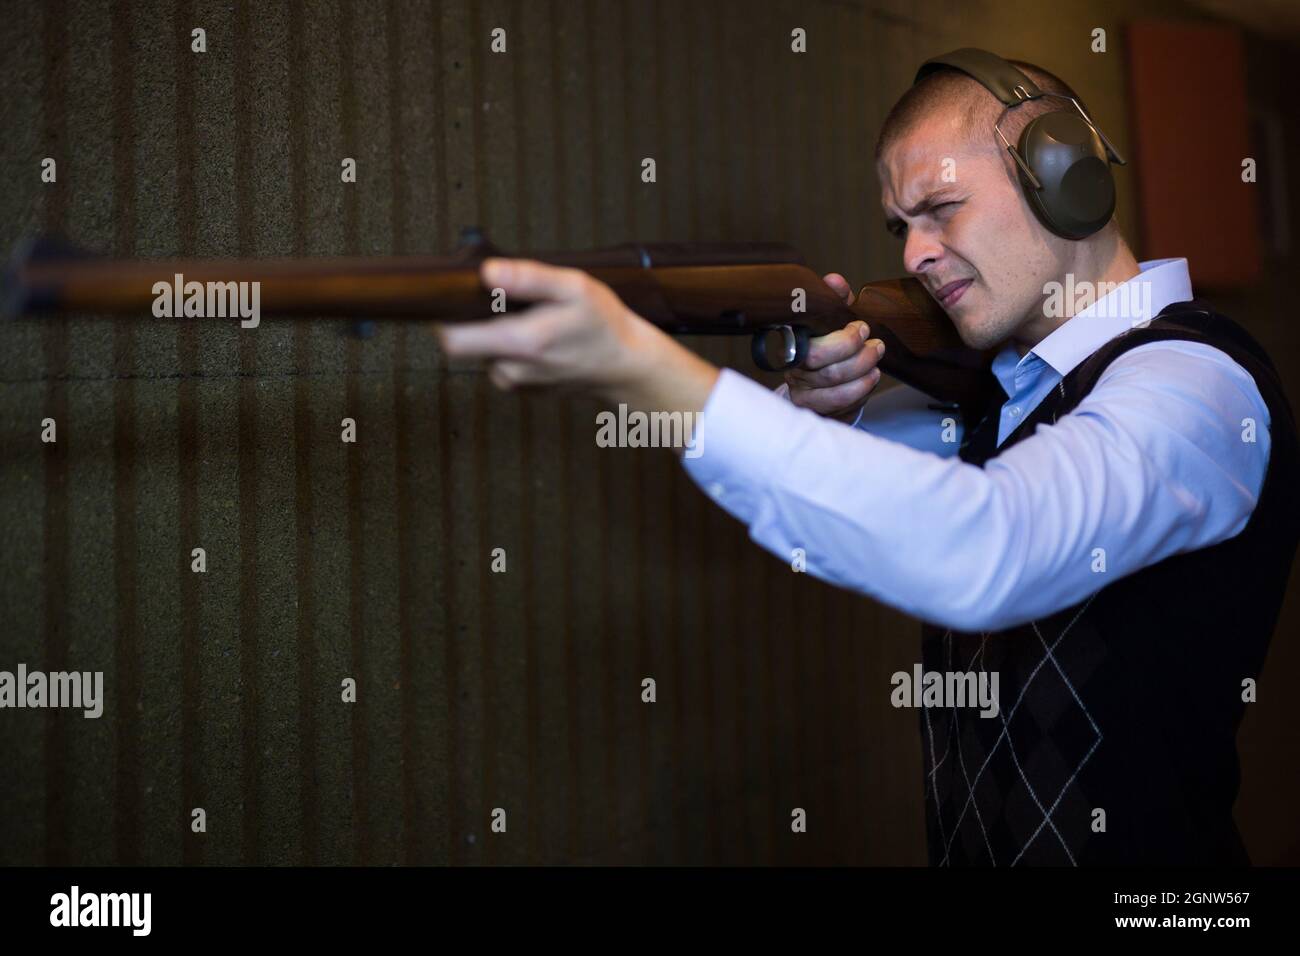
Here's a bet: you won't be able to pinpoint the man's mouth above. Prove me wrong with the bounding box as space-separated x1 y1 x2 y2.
933 278 973 307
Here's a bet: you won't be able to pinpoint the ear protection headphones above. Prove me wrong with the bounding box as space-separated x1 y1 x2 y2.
914 48 1126 240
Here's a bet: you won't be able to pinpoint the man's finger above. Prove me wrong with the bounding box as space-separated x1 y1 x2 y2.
787 337 883 389
787 369 880 415
481 257 590 305
435 307 564 360
800 321 871 371
487 359 540 390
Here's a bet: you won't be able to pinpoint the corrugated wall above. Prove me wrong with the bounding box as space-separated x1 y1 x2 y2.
2 0 1294 866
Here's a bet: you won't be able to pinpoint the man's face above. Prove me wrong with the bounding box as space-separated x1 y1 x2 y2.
877 112 1070 350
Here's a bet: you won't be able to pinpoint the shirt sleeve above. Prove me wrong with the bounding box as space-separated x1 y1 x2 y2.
682 341 1271 631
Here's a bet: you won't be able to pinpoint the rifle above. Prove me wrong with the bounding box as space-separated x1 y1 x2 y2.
3 227 997 412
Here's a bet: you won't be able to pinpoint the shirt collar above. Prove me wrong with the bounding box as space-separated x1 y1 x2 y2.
992 258 1194 392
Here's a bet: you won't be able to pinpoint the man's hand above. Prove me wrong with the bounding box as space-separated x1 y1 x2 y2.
784 272 886 422
435 258 720 415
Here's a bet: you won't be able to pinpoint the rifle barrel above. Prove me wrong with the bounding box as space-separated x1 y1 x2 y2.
3 235 995 408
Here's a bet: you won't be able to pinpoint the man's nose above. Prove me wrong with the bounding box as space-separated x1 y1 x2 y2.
903 227 942 277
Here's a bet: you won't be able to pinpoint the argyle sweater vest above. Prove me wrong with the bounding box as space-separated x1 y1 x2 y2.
918 301 1300 866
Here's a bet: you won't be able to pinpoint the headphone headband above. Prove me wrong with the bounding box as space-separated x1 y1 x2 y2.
913 48 1125 166
915 47 1043 107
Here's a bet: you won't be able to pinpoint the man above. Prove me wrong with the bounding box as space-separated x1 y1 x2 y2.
438 50 1300 865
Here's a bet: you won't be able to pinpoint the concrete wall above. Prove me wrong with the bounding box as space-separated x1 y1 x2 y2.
1 0 1295 865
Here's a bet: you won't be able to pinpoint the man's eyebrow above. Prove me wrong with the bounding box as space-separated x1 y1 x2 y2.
883 188 962 232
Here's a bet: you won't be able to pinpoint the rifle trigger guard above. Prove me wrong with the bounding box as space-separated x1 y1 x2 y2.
750 324 810 372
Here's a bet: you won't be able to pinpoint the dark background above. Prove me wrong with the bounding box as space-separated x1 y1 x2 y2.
1 0 1297 865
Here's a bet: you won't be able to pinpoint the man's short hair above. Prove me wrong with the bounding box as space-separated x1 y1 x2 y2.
874 59 1089 162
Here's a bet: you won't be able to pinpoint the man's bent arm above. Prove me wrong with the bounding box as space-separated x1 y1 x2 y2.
683 341 1270 631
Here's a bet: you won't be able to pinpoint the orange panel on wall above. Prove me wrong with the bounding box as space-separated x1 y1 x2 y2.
1125 20 1260 287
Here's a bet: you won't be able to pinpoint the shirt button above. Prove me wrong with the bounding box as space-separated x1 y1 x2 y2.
1009 406 1021 417
708 482 725 499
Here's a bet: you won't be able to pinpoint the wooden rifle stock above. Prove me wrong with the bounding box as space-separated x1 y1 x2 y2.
4 228 997 410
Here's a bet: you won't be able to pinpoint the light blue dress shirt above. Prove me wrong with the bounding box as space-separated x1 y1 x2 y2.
683 259 1271 631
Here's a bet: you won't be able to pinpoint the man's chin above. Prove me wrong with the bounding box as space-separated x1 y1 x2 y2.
951 315 1009 352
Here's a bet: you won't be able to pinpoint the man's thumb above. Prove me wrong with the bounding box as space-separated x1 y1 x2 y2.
823 272 854 305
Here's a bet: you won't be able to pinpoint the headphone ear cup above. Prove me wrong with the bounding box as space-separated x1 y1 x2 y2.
1017 111 1116 239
